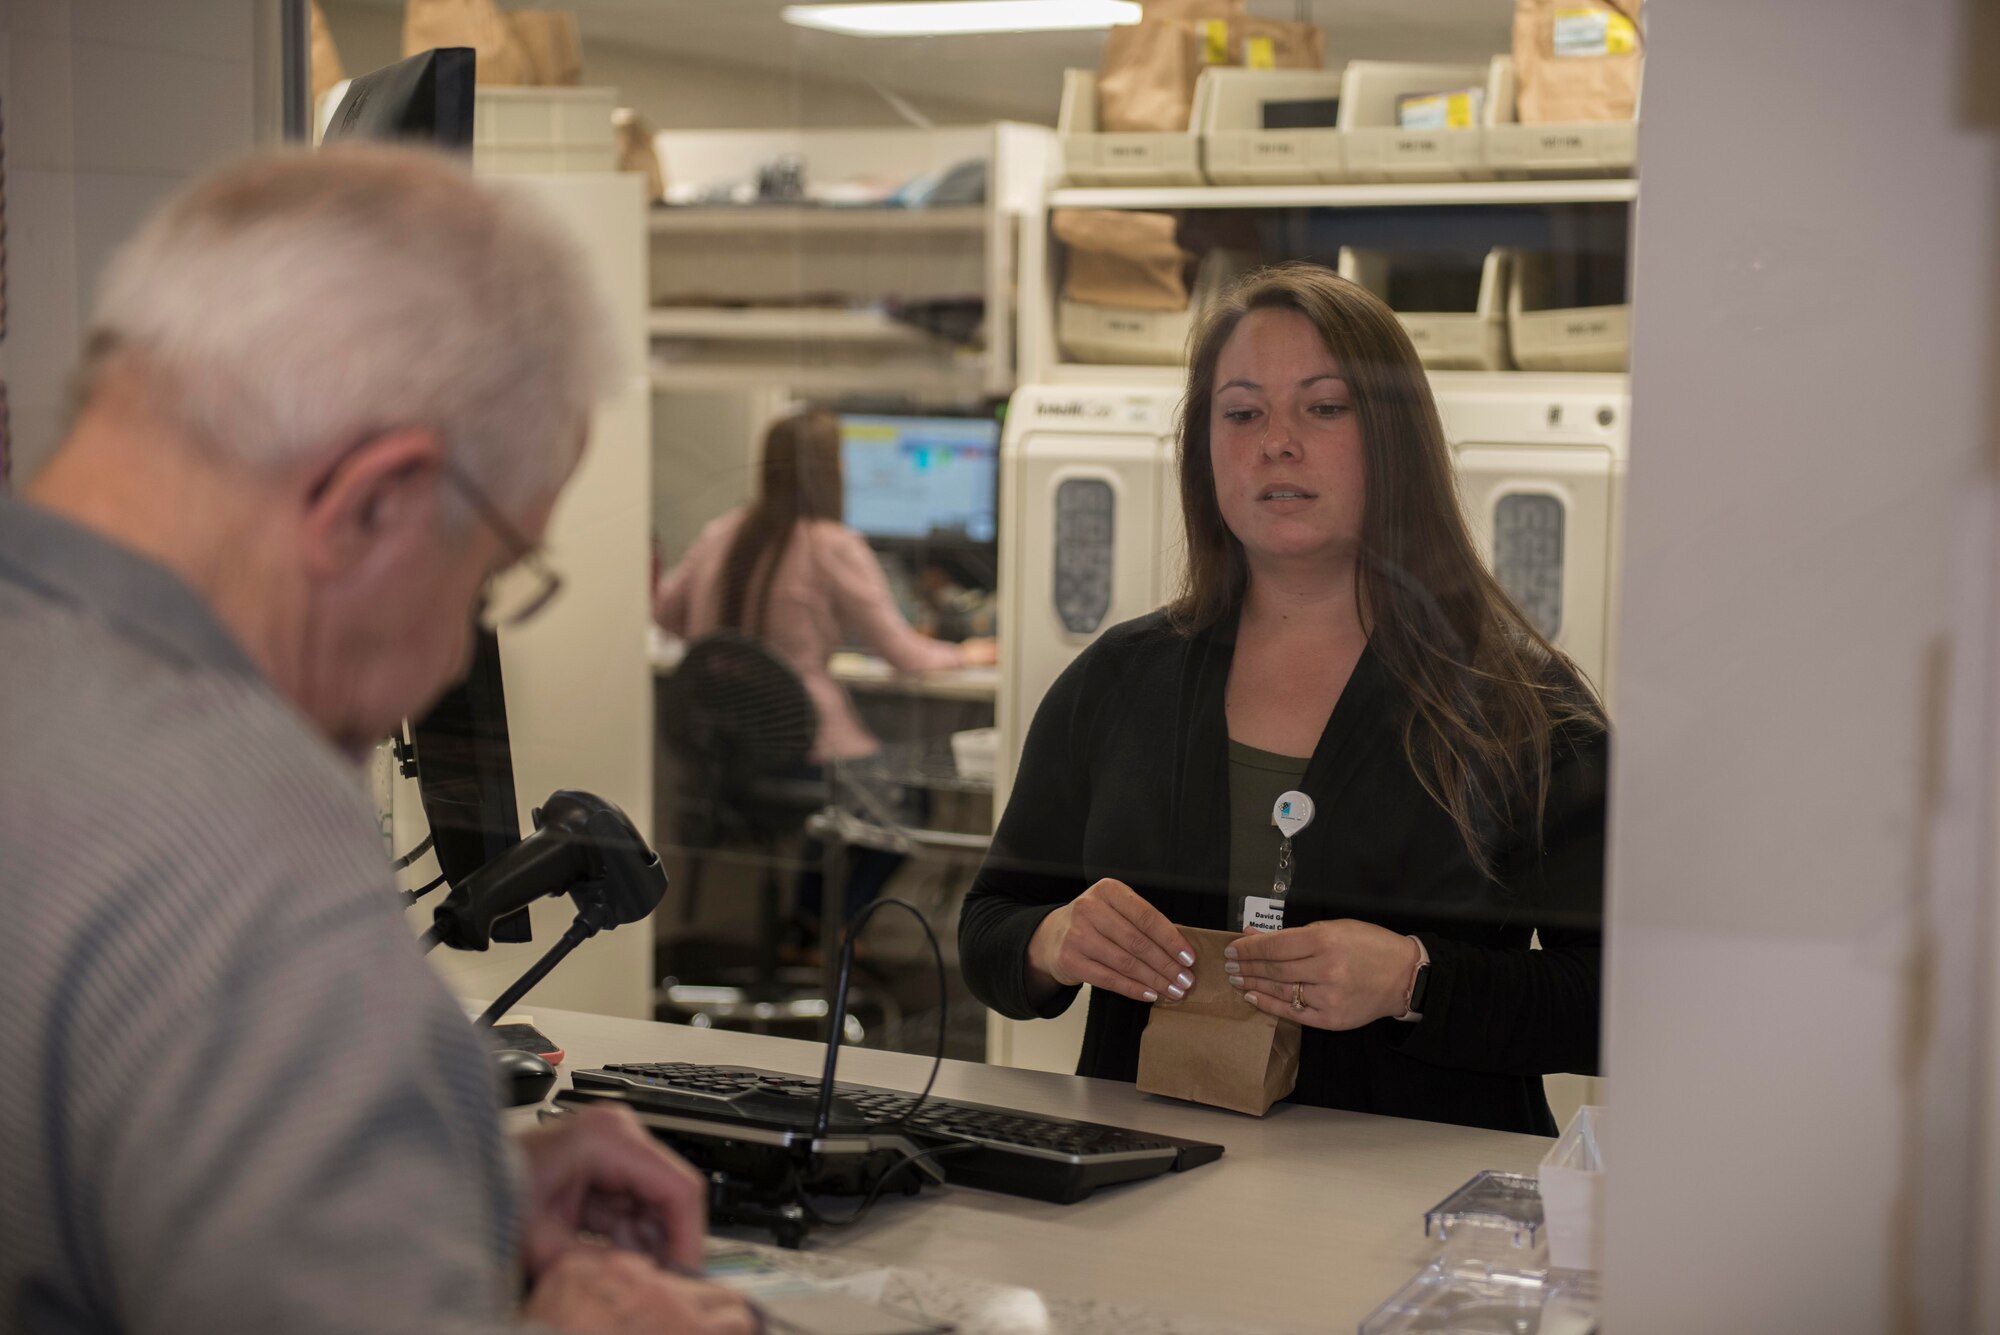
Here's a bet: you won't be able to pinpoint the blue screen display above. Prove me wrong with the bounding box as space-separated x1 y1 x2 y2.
840 414 1000 543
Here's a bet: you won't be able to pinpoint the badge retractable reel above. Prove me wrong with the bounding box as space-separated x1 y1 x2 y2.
1242 790 1314 934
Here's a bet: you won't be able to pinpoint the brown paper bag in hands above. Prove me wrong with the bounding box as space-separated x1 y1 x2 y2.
404 0 532 85
1512 0 1642 124
1052 209 1191 312
1137 926 1301 1116
510 11 583 85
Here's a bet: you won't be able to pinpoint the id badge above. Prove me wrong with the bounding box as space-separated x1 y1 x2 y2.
1241 895 1286 934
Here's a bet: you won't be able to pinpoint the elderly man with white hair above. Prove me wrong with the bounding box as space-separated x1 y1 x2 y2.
0 147 754 1334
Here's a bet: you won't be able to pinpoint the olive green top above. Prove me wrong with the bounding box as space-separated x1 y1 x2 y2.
1226 739 1311 933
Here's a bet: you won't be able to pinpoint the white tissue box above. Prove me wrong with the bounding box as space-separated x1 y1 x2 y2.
1538 1104 1606 1272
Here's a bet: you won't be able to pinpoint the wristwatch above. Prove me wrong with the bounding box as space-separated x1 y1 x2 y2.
1399 935 1431 1022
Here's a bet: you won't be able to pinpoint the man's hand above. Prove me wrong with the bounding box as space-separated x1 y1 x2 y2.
524 1247 758 1335
515 1105 709 1276
1026 878 1196 1005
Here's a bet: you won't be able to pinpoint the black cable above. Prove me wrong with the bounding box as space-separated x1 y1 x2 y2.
474 911 602 1027
400 871 446 906
801 1143 980 1232
389 832 435 872
415 923 444 954
811 897 948 1136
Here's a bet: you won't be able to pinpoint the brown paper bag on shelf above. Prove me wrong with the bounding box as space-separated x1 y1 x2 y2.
1098 12 1325 133
1232 17 1324 72
1512 0 1643 124
614 109 665 203
404 0 532 85
511 11 583 85
308 0 346 104
1137 0 1244 19
1136 927 1301 1116
1097 21 1201 133
1052 209 1191 312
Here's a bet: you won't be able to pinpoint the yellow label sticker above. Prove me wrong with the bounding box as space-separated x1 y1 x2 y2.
1203 19 1228 65
1605 13 1638 54
1246 35 1275 70
1445 91 1476 128
1553 7 1624 58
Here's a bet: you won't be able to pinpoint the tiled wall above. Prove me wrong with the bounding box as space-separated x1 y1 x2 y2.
0 0 261 483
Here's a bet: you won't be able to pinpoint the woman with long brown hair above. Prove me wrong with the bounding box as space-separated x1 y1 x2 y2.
959 264 1606 1133
655 408 993 762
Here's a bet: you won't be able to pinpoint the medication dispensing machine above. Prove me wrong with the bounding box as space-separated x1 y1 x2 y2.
989 376 1628 1072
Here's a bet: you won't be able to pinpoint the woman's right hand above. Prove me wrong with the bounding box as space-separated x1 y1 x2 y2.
1026 879 1196 1005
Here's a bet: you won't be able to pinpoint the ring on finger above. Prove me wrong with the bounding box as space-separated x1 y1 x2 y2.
1290 981 1305 1012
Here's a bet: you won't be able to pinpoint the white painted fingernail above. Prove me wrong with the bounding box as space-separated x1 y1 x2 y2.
1142 989 1159 1003
1176 972 1194 990
1242 991 1259 1004
1227 975 1244 989
1223 961 1240 975
1166 984 1185 1000
1178 950 1196 967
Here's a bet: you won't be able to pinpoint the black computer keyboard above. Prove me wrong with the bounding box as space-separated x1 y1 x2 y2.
566 1060 1223 1205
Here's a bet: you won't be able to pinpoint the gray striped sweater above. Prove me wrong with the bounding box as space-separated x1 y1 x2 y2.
1 496 524 1334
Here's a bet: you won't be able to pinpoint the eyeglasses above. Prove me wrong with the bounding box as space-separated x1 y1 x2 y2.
442 461 564 631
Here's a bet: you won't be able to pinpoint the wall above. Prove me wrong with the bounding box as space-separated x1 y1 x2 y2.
0 0 264 486
403 172 658 1022
317 2 1001 131
1604 0 2000 1329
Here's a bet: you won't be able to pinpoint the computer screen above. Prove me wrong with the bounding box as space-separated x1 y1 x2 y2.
322 48 475 149
841 414 1000 545
325 48 526 926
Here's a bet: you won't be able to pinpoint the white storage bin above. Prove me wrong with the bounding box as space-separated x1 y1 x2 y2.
1538 1104 1606 1272
1057 68 1206 187
1336 61 1491 182
1058 249 1252 365
950 727 998 783
1482 56 1637 178
1057 301 1192 365
473 87 616 175
1339 246 1511 371
1508 250 1630 371
1198 67 1346 186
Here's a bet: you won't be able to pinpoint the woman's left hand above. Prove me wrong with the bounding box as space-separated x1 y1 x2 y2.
1226 919 1420 1030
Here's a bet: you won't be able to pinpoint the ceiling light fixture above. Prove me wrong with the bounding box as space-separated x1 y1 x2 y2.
781 1 1143 38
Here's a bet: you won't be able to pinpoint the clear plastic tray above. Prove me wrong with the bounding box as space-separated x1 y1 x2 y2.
1358 1256 1546 1335
1358 1258 1600 1335
1424 1170 1546 1252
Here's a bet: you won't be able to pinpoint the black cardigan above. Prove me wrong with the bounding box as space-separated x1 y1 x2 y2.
959 612 1607 1136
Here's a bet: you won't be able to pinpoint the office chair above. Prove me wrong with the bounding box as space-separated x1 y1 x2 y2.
655 631 866 1039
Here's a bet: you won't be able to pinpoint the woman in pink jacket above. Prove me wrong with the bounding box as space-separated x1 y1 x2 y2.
655 409 994 940
655 408 993 762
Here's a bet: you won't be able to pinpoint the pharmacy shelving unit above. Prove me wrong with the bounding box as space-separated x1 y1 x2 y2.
646 123 1056 403
1021 175 1637 384
1056 55 1640 189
